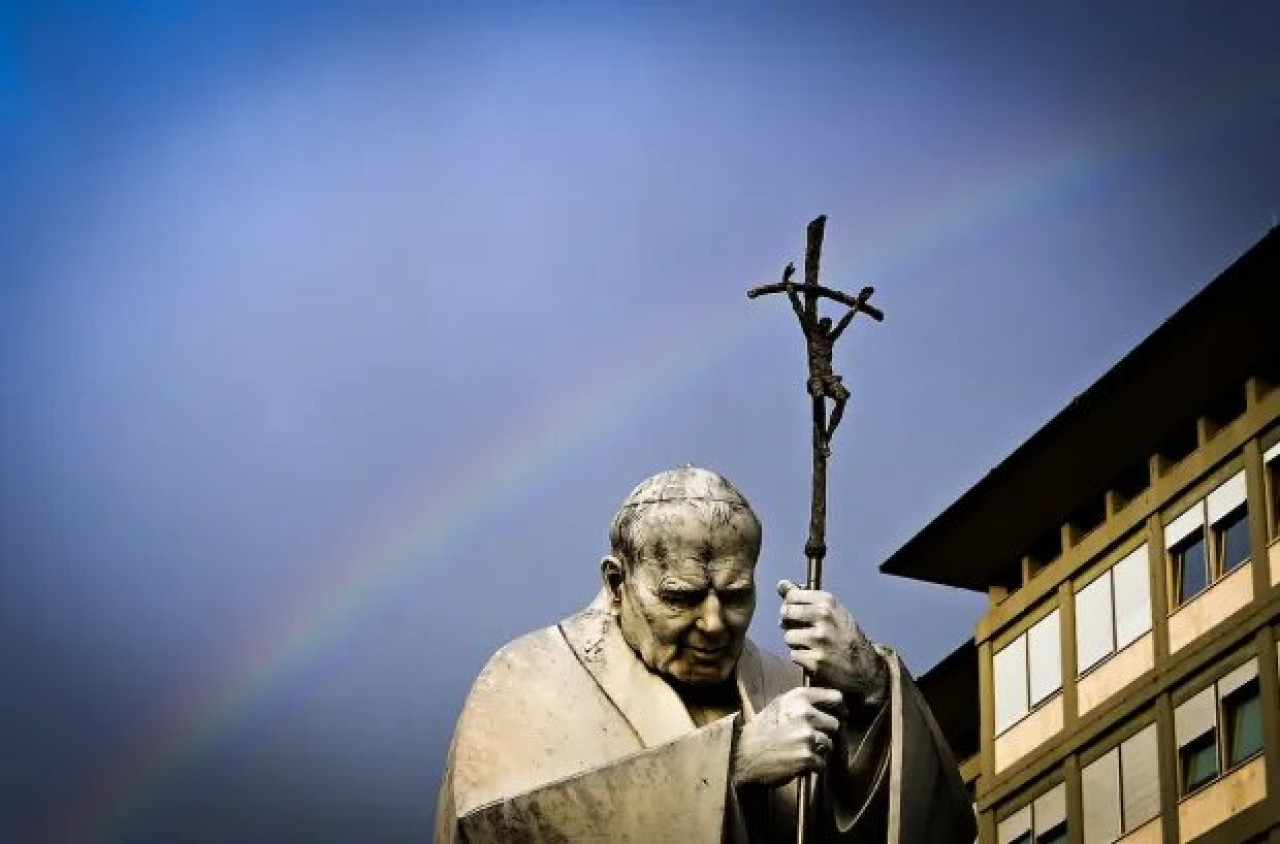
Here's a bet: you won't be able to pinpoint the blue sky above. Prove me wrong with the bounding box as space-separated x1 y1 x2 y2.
2 2 1278 841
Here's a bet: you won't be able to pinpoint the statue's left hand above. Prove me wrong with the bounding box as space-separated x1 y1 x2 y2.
777 580 889 711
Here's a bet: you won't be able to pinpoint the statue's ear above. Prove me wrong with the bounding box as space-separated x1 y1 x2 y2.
601 556 626 607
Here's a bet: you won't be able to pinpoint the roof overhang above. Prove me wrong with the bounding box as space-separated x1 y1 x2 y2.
881 228 1280 591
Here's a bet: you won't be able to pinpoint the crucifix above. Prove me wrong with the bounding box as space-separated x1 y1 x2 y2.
747 215 884 844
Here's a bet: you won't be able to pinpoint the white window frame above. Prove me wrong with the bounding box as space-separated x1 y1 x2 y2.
1264 440 1280 541
1080 723 1160 843
994 608 1062 734
1174 658 1262 797
1164 469 1249 608
998 783 1067 844
1074 544 1151 676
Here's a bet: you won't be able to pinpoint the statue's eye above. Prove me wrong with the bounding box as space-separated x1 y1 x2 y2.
661 590 703 607
721 589 754 605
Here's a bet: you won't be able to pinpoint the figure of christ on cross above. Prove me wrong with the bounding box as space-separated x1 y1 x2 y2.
747 217 883 457
782 262 854 449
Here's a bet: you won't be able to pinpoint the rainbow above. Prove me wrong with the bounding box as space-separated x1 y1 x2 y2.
53 83 1247 842
51 303 768 843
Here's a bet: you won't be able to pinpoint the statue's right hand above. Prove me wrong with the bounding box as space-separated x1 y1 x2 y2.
731 687 846 787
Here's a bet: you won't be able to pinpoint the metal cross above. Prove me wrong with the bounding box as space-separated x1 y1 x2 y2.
747 214 884 844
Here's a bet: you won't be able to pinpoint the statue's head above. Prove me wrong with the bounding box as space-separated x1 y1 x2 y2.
601 466 762 686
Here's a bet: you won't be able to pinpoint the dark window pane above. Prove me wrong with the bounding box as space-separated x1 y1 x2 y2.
1216 506 1251 574
1009 834 1032 844
1180 731 1219 794
1175 533 1208 604
1225 681 1264 767
1268 458 1280 539
1036 823 1067 844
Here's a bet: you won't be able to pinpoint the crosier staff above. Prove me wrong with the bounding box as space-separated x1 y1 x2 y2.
747 215 883 844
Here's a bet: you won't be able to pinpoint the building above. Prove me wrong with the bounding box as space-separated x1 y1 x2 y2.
883 228 1280 843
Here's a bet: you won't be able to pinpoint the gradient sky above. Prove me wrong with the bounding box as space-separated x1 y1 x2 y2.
2 2 1278 842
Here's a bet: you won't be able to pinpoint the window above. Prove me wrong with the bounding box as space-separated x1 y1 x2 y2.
994 610 1062 733
1223 679 1263 767
1075 545 1152 674
998 784 1067 844
1027 611 1061 706
1175 659 1261 796
1172 529 1209 604
1112 549 1151 649
1164 470 1249 608
1081 724 1161 843
1180 731 1219 794
994 636 1028 733
1265 440 1280 540
1214 505 1250 575
1076 575 1115 672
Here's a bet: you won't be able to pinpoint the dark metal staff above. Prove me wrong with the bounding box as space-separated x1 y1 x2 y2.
747 215 883 844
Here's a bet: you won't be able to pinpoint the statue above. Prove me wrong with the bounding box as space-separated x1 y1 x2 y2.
435 218 973 842
434 466 975 843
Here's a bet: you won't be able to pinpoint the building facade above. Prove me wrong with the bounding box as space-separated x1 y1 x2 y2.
885 228 1280 843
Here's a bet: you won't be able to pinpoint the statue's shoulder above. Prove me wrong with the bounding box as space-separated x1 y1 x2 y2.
470 622 572 697
465 602 612 704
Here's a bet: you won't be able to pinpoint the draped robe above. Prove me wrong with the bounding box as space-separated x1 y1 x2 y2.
435 592 974 843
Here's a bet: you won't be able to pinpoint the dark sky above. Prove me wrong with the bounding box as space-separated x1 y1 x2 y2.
2 2 1278 842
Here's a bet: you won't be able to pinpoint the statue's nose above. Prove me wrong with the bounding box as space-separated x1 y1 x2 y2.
696 593 726 636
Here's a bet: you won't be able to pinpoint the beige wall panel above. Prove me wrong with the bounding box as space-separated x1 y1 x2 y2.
1270 540 1279 587
1167 563 1254 654
994 695 1063 773
1117 817 1161 844
1176 756 1267 843
1077 632 1154 716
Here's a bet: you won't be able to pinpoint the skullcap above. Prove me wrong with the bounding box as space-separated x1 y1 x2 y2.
617 465 753 509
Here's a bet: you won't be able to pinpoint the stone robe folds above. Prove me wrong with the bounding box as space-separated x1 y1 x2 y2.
436 593 974 843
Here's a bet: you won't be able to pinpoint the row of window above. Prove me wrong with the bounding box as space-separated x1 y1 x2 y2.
997 655 1267 844
993 533 1157 736
994 441 1280 737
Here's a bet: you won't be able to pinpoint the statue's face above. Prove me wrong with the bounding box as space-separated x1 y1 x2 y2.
608 503 759 686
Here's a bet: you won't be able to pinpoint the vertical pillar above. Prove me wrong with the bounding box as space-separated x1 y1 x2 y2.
979 638 996 787
1154 693 1180 844
1146 515 1171 664
1059 582 1078 729
1255 625 1280 819
977 807 996 844
1244 439 1271 601
1063 753 1083 844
